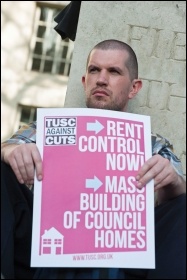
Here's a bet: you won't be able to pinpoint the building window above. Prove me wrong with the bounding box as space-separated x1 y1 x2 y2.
18 105 37 128
54 239 62 244
27 4 74 76
43 239 52 244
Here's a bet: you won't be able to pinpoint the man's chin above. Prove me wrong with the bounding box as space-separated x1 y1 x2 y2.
86 100 121 111
86 102 110 110
86 96 106 107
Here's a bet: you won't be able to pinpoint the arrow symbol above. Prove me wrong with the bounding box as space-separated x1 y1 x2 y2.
86 176 103 192
87 120 104 134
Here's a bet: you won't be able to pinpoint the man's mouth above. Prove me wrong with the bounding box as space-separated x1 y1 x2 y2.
92 90 109 97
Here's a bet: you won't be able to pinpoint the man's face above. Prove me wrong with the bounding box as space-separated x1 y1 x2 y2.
82 49 140 112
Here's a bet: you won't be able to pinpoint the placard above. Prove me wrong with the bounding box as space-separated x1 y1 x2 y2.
31 108 155 268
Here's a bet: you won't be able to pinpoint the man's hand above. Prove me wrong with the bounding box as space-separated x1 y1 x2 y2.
136 154 186 204
1 143 42 185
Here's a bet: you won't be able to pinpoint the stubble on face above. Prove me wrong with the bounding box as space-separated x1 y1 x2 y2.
85 92 127 112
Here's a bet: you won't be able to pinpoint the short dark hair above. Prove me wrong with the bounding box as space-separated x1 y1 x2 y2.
87 39 138 81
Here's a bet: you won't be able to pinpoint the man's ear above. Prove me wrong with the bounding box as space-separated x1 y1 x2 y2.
82 75 85 87
128 79 142 99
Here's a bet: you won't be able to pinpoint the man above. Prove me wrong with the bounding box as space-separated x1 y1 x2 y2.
1 39 186 279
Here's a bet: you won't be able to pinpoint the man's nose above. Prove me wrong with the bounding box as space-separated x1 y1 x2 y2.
96 70 108 86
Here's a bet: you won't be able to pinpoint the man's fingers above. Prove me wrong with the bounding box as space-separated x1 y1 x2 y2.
136 155 170 189
5 143 43 184
21 153 35 180
13 145 34 183
154 164 177 190
31 148 43 181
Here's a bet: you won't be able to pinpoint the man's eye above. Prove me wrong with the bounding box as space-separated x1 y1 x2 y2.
89 68 98 73
110 69 119 74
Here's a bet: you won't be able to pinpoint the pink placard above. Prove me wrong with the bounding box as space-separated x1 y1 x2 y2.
31 108 155 269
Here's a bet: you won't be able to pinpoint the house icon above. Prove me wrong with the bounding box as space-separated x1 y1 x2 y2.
41 227 64 255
